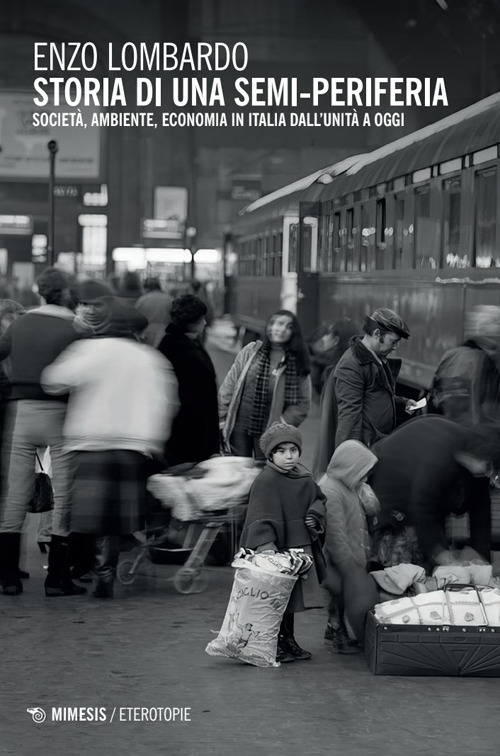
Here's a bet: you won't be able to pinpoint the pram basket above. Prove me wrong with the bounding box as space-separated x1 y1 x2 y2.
117 456 261 594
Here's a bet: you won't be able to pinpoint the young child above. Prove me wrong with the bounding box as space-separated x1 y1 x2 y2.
319 440 379 652
240 422 326 663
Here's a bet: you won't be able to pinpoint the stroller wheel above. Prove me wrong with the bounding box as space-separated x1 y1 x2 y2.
116 558 138 586
173 567 209 594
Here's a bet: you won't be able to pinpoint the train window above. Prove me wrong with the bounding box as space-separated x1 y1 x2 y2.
289 223 298 273
300 223 312 271
375 199 386 270
346 208 354 271
440 158 462 175
260 236 267 276
443 177 462 267
360 205 369 272
393 197 404 269
415 186 438 268
376 199 386 246
333 212 341 271
275 232 283 276
475 168 498 267
473 146 498 166
318 212 329 272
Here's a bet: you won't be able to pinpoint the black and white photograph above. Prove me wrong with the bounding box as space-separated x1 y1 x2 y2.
1 0 500 753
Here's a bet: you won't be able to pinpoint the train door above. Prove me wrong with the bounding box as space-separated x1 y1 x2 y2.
296 207 319 337
280 215 299 313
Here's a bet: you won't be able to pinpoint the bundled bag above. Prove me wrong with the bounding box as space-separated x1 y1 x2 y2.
206 549 312 668
27 452 54 515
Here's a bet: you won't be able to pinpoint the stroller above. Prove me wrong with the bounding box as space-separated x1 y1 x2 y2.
116 456 261 594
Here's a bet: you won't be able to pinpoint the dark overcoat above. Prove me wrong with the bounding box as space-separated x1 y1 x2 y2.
334 336 405 448
158 323 219 465
370 415 491 564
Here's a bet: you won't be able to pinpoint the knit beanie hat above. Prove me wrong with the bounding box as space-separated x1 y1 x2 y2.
260 422 302 457
77 279 113 303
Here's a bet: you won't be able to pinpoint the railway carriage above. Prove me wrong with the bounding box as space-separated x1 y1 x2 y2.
230 93 500 393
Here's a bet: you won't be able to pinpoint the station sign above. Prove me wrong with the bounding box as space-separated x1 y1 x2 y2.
231 176 261 202
0 214 33 235
54 185 80 199
141 218 184 240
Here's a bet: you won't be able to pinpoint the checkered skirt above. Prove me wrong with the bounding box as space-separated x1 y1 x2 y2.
70 450 148 535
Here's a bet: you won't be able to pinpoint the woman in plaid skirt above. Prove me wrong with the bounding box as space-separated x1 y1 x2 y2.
42 296 180 598
218 310 311 460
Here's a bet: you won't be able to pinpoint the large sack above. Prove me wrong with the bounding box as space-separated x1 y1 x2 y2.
206 550 310 668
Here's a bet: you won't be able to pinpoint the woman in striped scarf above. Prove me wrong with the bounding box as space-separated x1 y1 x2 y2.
219 310 311 460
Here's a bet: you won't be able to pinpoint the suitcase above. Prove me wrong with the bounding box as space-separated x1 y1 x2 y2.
364 609 500 677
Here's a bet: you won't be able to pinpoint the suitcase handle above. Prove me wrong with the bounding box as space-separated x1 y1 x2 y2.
443 583 477 592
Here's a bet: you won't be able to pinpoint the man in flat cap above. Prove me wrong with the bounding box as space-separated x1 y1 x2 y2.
334 308 417 448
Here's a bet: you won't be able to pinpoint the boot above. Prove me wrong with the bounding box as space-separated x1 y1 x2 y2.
0 533 23 596
276 636 295 664
45 535 87 597
93 536 119 599
69 533 95 582
93 571 114 599
280 613 312 661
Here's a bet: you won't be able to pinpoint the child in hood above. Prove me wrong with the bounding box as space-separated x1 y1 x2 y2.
240 422 326 664
319 440 379 652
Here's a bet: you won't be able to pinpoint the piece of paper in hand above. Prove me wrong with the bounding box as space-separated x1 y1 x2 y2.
408 397 427 412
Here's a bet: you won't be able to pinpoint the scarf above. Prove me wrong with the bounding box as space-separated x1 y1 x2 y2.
248 345 300 435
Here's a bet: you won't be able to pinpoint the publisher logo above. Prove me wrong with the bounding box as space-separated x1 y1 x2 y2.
27 707 46 723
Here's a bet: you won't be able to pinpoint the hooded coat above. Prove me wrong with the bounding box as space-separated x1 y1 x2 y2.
320 440 378 569
320 440 379 642
240 462 326 612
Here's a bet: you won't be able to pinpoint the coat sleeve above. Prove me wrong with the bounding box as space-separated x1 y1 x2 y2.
153 353 181 447
334 360 365 446
41 342 87 394
0 325 12 362
239 473 283 550
306 483 327 538
218 343 255 426
281 374 312 426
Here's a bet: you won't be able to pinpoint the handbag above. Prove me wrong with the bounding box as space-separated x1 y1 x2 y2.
27 453 54 514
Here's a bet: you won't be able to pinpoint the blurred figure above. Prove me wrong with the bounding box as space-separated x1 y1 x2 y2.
42 298 179 598
115 271 143 307
219 309 311 459
158 294 219 465
370 415 499 569
311 317 359 478
0 299 25 394
320 440 379 650
334 308 417 448
189 280 214 328
143 277 162 293
136 281 173 348
0 300 25 503
308 318 357 395
0 268 83 597
432 304 500 424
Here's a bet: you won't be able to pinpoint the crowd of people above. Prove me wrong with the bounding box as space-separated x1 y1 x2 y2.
1 265 499 668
